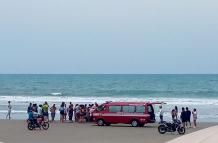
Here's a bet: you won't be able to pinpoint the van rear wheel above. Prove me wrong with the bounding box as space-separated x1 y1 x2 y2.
131 120 139 127
97 119 105 126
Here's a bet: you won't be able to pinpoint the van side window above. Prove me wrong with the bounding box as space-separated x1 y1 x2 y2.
109 106 121 112
136 106 145 113
123 106 135 113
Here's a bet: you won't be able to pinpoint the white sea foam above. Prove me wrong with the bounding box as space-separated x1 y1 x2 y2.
0 110 27 113
0 95 218 105
50 93 62 96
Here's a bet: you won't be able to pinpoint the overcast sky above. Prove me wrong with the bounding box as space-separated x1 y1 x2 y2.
0 0 217 74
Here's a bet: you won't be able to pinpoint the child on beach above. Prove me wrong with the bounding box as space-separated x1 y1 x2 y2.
192 108 197 128
6 101 12 120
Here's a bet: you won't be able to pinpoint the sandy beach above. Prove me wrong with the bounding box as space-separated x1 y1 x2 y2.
0 120 217 143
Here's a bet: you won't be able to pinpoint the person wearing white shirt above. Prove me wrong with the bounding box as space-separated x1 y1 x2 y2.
192 108 197 128
159 105 164 123
6 101 12 120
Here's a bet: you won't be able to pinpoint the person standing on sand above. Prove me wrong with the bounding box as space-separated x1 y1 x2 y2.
175 106 178 119
59 102 65 123
64 103 67 121
6 101 12 120
50 104 57 122
159 105 164 123
185 107 191 128
43 102 49 121
192 108 197 128
68 102 74 122
180 107 186 128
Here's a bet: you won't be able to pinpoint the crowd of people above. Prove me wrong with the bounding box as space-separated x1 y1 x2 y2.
159 105 198 128
26 101 99 123
6 101 198 128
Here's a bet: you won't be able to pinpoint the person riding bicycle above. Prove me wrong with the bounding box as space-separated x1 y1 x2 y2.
28 110 40 127
28 110 34 124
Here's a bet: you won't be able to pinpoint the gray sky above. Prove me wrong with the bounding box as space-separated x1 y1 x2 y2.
0 0 218 74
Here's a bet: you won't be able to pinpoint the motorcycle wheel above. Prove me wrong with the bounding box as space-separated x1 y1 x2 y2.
27 123 34 130
42 122 49 130
158 125 166 134
178 126 185 135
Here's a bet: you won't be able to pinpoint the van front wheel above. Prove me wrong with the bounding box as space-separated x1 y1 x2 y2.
97 119 105 126
131 120 139 127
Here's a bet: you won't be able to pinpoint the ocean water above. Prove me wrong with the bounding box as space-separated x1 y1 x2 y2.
0 74 218 122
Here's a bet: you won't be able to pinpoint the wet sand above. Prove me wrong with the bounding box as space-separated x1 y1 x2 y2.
0 120 217 143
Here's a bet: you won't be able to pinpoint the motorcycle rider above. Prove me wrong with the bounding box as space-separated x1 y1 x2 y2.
28 110 34 124
29 109 40 128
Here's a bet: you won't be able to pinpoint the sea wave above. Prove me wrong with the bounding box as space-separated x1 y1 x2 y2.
96 89 218 97
49 93 63 96
0 95 218 105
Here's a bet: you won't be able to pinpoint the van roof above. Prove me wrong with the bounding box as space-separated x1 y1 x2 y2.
102 101 164 106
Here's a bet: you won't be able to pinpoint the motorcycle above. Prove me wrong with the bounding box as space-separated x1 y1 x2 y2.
27 116 49 130
158 119 185 135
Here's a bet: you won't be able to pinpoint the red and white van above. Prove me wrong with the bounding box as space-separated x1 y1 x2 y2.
92 101 163 127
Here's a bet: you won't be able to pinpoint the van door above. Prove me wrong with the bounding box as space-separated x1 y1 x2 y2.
148 102 166 123
147 104 155 123
106 106 122 124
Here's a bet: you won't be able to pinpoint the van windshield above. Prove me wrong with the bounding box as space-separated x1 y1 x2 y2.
96 105 104 111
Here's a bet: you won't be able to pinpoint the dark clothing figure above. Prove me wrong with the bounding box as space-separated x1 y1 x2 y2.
180 108 186 124
68 105 74 121
185 107 191 127
185 110 191 122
